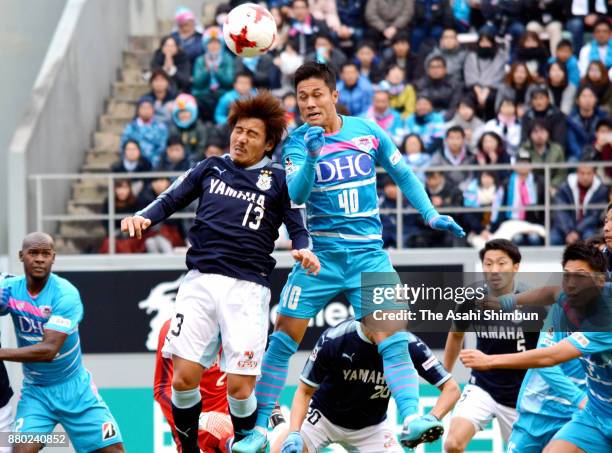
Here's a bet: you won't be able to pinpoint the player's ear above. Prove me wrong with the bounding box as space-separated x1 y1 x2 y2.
332 89 339 104
18 251 23 262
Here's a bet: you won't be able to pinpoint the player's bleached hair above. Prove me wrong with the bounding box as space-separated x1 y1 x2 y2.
228 90 287 154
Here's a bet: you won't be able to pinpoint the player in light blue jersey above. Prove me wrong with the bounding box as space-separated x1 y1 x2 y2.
461 242 612 453
0 233 123 453
233 62 465 453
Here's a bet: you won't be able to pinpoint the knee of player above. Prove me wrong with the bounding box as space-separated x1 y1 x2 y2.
171 373 199 391
227 383 256 400
444 435 466 453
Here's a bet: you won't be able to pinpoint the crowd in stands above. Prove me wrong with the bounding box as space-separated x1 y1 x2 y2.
111 0 612 253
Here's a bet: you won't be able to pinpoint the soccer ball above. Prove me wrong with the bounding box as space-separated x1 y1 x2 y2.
222 3 277 57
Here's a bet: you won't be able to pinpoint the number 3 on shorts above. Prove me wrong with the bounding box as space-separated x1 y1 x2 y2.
281 285 301 310
171 313 184 337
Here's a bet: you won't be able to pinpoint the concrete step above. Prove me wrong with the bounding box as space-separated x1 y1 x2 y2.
82 162 114 173
122 49 152 70
112 81 149 102
99 114 131 134
68 199 104 214
56 236 106 254
122 68 146 84
72 181 108 202
59 221 106 238
129 35 159 53
94 132 121 152
107 100 136 117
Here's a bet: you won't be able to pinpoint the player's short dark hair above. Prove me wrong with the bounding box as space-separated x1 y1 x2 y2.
228 90 287 153
608 202 612 213
562 241 606 272
446 125 465 137
294 61 337 92
479 239 522 264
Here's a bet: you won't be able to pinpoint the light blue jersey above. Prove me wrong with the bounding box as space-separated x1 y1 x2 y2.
282 116 437 251
0 274 83 385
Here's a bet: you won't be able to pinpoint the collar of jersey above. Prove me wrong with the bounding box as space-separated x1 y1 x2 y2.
356 321 373 344
229 155 271 171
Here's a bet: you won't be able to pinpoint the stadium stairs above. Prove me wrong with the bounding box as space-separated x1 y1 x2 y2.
56 20 178 254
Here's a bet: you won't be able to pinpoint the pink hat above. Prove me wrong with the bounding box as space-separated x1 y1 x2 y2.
175 7 196 24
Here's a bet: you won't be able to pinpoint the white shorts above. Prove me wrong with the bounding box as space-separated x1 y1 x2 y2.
0 403 13 453
162 271 270 376
301 407 403 453
451 383 517 442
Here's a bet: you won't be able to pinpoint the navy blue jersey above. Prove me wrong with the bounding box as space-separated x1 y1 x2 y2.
301 319 451 430
138 155 310 287
453 283 545 407
0 274 14 408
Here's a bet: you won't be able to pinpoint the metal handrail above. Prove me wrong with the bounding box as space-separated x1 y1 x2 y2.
29 160 612 253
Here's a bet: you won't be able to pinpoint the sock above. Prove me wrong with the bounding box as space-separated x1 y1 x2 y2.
378 332 419 420
171 387 202 453
228 392 258 442
254 331 298 429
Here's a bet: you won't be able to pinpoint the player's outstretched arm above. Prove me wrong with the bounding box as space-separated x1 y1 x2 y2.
459 339 582 371
443 332 465 372
0 329 67 363
430 378 461 421
281 381 316 453
490 286 561 311
291 249 320 276
284 126 324 204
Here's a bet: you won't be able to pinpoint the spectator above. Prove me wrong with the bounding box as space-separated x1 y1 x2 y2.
137 177 187 253
580 60 612 112
354 41 385 83
378 175 410 248
365 89 403 144
309 0 341 31
512 30 549 80
401 133 431 183
204 142 225 158
551 163 609 245
425 28 468 84
581 118 612 180
464 30 507 120
546 61 577 115
566 1 609 53
494 62 536 115
406 170 464 247
379 66 416 118
525 0 566 54
234 51 280 89
410 0 454 53
121 99 168 168
414 56 460 119
463 170 502 241
474 131 512 183
430 125 475 189
305 33 347 73
110 139 152 196
403 95 445 151
169 93 209 163
151 36 191 92
287 0 330 56
337 62 374 116
334 0 368 54
383 32 421 82
452 0 470 32
566 85 607 161
479 0 527 52
170 7 204 66
495 149 545 246
548 39 580 87
140 69 176 127
521 86 567 148
192 34 234 122
100 180 145 254
269 5 291 50
157 135 191 172
519 119 567 191
276 42 305 91
214 73 256 125
578 17 612 76
365 0 414 46
481 98 522 157
282 92 303 134
445 96 485 149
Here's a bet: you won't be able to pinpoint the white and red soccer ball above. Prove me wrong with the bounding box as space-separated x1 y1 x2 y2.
222 3 277 57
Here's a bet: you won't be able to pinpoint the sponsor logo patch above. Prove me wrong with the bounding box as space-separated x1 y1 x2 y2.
48 315 71 329
102 421 117 441
390 149 402 166
256 169 273 191
571 332 590 348
238 350 258 368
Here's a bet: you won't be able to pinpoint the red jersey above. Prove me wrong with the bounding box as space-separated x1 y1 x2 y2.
154 319 231 452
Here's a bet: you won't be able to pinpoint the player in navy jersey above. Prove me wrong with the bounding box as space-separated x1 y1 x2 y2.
0 233 123 452
443 239 544 452
235 61 465 453
0 273 14 453
121 91 320 453
280 319 460 452
461 242 612 453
